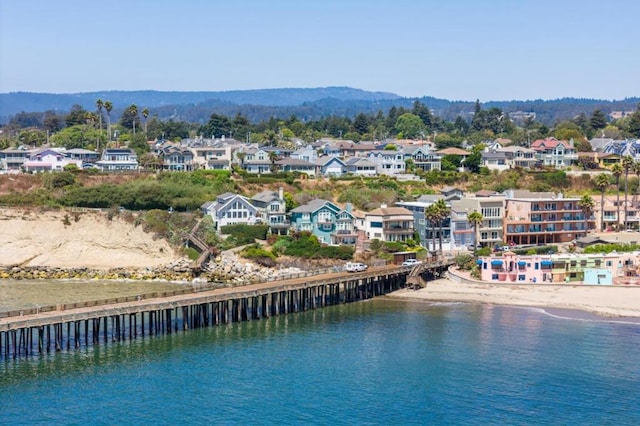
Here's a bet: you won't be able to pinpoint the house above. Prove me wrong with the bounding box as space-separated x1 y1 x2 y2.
316 156 346 177
289 199 357 245
405 145 442 172
482 145 538 171
367 150 405 175
158 145 195 171
395 195 455 251
593 195 639 231
0 147 35 171
64 148 100 165
275 158 317 177
250 187 289 235
344 157 377 176
291 145 318 163
95 148 139 172
201 192 260 231
449 195 505 249
240 147 273 174
530 138 578 168
191 145 232 170
23 149 82 172
364 205 415 243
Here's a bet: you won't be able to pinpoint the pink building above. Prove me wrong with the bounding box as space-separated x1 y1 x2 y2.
478 251 640 285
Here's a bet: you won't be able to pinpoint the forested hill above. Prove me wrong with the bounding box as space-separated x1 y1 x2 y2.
1 87 638 125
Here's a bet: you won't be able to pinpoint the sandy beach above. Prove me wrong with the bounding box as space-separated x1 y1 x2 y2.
388 277 640 318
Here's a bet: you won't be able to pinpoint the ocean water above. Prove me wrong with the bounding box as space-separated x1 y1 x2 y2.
2 299 639 425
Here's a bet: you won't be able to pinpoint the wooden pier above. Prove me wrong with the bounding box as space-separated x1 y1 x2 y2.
0 261 452 359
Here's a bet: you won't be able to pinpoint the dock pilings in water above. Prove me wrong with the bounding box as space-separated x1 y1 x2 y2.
1 271 407 359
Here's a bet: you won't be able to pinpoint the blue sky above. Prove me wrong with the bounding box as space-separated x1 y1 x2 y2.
1 0 639 101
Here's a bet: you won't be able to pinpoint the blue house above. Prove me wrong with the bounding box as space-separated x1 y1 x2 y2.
290 199 357 245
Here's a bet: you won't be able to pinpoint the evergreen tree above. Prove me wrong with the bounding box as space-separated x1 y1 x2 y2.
589 109 607 130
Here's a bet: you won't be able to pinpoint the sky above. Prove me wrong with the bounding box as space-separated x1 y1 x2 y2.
1 0 639 101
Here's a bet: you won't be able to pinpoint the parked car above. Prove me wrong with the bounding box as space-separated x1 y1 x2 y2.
344 262 368 272
401 258 422 267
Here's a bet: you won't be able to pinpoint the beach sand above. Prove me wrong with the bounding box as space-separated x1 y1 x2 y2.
388 277 640 318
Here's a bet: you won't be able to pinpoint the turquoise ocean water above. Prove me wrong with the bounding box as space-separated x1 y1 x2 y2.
2 299 639 425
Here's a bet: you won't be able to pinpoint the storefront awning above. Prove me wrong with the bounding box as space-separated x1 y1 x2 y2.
491 260 504 266
517 261 527 266
540 260 553 266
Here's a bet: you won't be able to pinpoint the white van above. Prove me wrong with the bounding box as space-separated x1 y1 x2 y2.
344 262 368 272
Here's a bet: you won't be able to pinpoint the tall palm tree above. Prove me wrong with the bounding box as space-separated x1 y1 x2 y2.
142 108 149 137
594 172 610 232
424 204 439 253
96 99 104 150
622 156 634 230
434 199 450 255
128 104 138 135
611 163 624 229
633 162 640 208
468 210 484 255
104 101 113 142
578 194 595 236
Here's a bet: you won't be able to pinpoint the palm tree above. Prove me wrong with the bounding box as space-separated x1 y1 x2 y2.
578 194 595 236
424 204 439 253
468 210 484 255
634 162 640 208
623 156 634 230
128 104 138 135
104 101 113 142
611 163 623 229
96 99 104 150
268 151 280 173
434 199 450 255
142 108 149 137
594 172 610 231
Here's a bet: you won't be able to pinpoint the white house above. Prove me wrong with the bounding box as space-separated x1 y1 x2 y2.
201 192 260 231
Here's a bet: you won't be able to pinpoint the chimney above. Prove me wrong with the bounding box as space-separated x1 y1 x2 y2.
381 203 388 209
346 202 352 213
279 186 284 201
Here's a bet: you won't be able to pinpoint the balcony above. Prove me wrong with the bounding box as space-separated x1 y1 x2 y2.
268 220 290 229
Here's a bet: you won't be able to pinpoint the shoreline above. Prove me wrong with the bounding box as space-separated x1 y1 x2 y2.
386 278 640 319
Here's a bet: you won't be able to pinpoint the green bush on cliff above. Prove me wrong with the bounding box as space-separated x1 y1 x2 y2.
220 224 269 248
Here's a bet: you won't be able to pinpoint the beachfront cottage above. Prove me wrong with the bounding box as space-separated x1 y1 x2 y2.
23 148 82 172
95 148 139 172
201 192 260 231
477 251 640 285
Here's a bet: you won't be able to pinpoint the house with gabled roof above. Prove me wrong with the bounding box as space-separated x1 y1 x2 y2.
367 150 405 175
291 145 318 163
0 147 36 171
250 187 289 235
201 192 260 231
316 156 346 176
157 145 195 171
23 148 82 172
530 138 578 168
290 199 357 245
345 157 377 176
404 145 442 172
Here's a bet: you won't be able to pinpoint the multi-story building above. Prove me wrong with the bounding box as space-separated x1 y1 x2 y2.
450 193 505 249
367 150 405 176
289 199 357 246
503 190 590 245
593 195 640 231
95 148 139 171
201 192 260 231
23 149 82 172
250 187 289 235
530 138 578 168
364 205 415 243
0 147 35 171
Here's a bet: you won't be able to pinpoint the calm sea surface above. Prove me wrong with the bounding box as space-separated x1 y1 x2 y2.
2 299 639 425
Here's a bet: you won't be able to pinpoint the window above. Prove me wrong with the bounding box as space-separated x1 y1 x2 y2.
491 274 499 280
518 275 526 281
535 263 539 270
606 261 612 267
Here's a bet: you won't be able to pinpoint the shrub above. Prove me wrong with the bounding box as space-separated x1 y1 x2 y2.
241 244 277 267
220 224 269 247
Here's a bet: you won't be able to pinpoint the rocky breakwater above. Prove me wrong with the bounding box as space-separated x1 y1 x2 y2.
0 259 196 282
201 252 305 285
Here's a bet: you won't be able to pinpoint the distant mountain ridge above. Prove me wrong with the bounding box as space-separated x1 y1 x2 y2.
0 87 638 125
